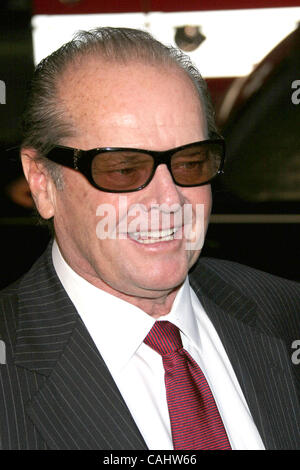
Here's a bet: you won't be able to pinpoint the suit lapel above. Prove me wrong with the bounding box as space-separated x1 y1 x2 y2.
190 262 300 450
24 318 147 450
13 244 300 449
14 244 147 450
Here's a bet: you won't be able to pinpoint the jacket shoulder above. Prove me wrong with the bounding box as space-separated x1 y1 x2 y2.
0 278 23 362
195 256 300 289
0 243 53 353
190 256 300 336
195 256 300 292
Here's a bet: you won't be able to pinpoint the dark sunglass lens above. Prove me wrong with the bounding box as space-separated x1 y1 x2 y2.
91 151 154 191
171 142 223 185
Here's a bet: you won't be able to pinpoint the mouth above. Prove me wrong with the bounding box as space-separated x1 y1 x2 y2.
128 227 180 244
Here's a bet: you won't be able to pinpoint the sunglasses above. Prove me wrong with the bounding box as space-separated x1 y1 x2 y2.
44 138 225 193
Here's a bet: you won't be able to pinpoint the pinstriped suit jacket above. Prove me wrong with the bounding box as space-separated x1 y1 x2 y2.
0 242 299 450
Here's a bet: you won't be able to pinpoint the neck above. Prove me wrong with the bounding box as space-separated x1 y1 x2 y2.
55 238 184 318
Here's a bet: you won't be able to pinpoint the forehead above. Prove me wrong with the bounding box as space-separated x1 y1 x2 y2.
58 58 206 148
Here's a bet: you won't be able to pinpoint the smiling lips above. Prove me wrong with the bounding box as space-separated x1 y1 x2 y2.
128 227 180 244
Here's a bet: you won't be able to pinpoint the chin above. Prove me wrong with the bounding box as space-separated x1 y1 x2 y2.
138 268 188 294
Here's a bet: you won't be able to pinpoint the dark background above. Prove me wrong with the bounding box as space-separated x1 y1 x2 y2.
0 0 299 289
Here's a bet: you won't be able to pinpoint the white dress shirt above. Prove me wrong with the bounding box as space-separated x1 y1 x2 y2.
52 240 265 450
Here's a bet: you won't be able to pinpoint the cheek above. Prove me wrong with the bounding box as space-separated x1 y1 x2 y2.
53 172 98 233
181 186 212 217
181 186 212 250
62 173 125 239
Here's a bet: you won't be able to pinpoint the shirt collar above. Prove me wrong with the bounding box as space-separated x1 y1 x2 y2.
52 240 201 375
157 278 201 351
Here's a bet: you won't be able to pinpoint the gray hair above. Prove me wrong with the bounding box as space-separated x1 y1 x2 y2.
22 26 217 148
21 26 218 197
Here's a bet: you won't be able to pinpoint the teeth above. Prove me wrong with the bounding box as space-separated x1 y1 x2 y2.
129 228 179 244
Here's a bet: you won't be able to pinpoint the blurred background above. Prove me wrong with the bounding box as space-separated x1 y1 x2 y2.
0 0 299 289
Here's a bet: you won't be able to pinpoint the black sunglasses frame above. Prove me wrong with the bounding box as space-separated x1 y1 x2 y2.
44 138 225 193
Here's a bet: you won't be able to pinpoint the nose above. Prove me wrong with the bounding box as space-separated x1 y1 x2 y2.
143 163 185 207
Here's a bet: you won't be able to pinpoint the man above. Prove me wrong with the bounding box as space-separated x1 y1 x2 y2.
0 27 299 450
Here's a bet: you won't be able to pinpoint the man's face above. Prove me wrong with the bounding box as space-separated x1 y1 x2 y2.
48 60 212 305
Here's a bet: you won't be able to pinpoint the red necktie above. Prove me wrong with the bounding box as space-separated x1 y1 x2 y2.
144 321 231 450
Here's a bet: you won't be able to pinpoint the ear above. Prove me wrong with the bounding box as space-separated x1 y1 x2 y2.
21 148 56 219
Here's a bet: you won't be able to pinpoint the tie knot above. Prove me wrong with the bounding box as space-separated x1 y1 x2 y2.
144 321 183 356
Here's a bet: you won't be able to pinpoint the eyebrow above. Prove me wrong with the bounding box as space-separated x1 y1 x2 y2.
94 153 151 163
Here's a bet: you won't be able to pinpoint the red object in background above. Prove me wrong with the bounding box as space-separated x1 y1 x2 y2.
216 24 300 126
206 77 236 108
32 0 300 129
33 0 300 15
